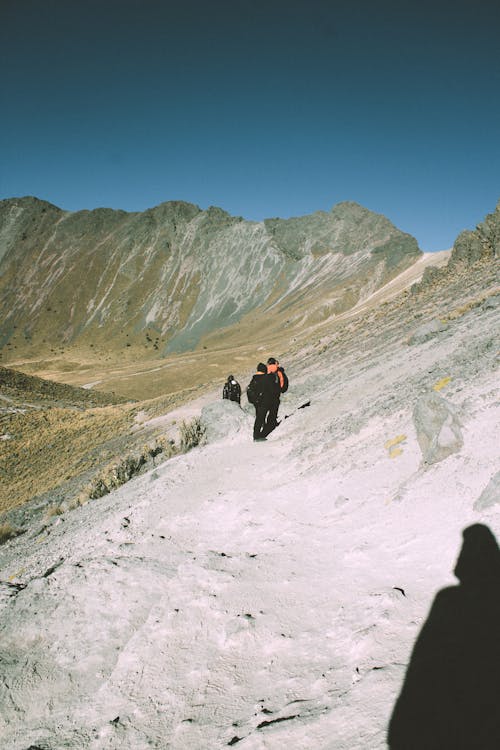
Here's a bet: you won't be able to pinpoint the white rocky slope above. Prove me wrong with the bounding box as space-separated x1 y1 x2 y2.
0 290 499 749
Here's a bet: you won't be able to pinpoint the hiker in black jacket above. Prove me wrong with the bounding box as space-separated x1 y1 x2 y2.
247 363 280 441
222 374 241 404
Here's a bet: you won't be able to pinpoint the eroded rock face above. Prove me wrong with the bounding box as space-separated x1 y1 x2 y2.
413 391 463 465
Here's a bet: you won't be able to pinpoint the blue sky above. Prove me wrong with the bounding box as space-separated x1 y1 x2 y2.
1 0 499 251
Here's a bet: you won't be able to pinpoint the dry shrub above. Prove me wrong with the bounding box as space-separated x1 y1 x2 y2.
179 417 207 451
0 522 23 545
45 504 64 518
61 496 86 513
86 436 177 500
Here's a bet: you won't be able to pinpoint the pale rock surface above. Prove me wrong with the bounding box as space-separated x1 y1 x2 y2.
412 391 463 465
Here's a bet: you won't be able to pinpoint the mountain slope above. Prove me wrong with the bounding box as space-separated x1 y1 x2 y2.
0 197 421 364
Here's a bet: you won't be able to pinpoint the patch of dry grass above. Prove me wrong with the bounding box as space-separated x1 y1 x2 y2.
0 404 132 513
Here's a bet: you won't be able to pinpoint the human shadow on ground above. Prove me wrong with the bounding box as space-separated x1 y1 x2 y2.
388 523 500 750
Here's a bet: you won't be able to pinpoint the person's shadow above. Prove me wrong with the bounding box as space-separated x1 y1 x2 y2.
388 523 500 749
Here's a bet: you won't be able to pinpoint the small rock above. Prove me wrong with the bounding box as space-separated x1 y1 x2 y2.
473 471 500 511
335 495 350 507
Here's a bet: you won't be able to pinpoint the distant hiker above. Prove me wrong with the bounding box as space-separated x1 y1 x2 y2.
222 374 241 404
246 363 278 441
264 357 288 435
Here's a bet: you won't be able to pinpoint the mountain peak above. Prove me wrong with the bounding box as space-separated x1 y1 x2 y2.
0 195 63 213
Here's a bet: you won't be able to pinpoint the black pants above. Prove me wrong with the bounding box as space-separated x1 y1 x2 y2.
253 403 269 439
253 399 280 439
264 398 280 436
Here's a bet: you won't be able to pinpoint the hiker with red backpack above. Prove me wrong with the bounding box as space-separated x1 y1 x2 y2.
246 358 289 441
264 357 288 435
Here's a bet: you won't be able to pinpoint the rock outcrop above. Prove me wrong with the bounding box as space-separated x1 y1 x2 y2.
413 391 463 465
417 199 500 292
451 199 500 267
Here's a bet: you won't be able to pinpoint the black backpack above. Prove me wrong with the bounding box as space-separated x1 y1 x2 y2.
246 377 259 405
224 379 240 402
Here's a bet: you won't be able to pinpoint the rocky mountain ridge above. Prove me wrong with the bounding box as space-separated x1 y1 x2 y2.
0 197 421 361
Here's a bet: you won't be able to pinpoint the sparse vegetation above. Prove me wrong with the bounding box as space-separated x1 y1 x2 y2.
44 504 64 518
440 289 499 323
179 417 207 451
0 362 215 516
84 436 177 501
82 420 205 504
0 522 23 545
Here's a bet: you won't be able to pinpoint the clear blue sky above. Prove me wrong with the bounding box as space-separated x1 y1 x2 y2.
1 0 499 251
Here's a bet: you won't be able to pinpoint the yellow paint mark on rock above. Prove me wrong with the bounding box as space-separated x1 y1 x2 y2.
8 568 26 581
384 434 407 451
389 446 404 459
433 376 452 392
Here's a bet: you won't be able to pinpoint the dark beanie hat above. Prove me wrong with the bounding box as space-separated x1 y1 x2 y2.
267 357 277 365
257 362 267 373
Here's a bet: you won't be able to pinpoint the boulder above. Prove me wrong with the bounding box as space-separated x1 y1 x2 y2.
200 400 250 443
413 391 463 465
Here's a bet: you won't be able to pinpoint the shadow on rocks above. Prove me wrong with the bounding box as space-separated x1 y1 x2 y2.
388 523 500 750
